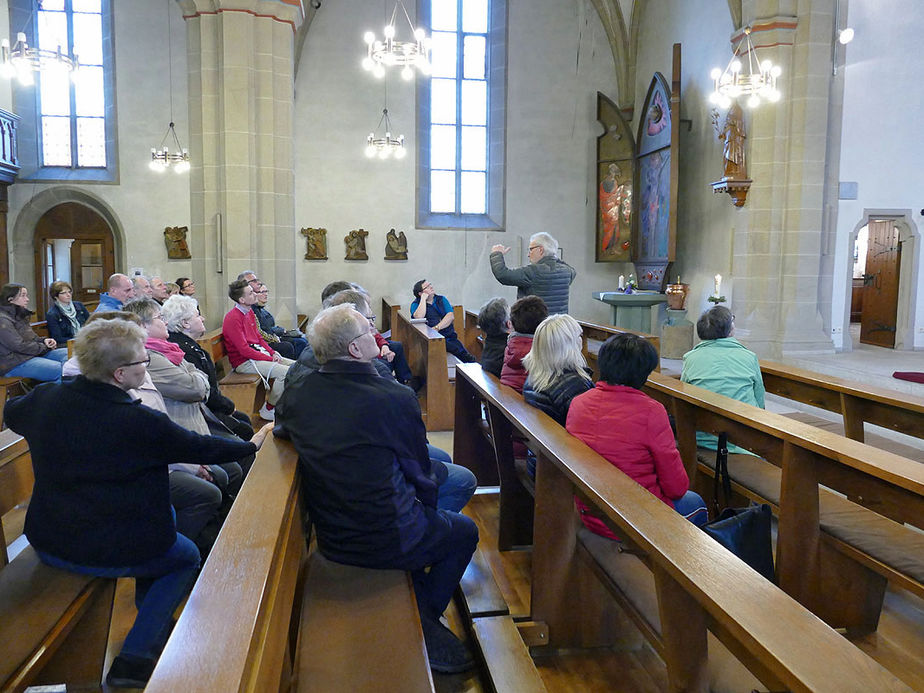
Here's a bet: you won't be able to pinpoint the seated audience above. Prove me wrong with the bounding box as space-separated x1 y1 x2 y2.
163 294 254 440
133 275 154 299
681 306 765 454
411 279 475 363
253 282 307 358
567 334 708 537
476 297 510 378
95 272 135 312
44 280 90 344
176 277 196 297
523 314 593 425
5 317 271 688
150 276 169 304
60 310 228 557
500 295 548 392
0 283 68 382
276 304 478 673
222 279 294 420
124 298 244 495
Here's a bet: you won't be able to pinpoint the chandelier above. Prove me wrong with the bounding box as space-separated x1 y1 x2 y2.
149 0 189 173
362 0 431 80
365 108 406 159
0 1 79 86
709 26 781 109
150 122 190 173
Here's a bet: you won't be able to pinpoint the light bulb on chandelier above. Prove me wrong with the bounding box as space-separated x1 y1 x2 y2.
361 0 431 78
708 26 781 109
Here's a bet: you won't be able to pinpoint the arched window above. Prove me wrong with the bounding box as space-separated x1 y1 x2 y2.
416 0 505 230
11 0 116 181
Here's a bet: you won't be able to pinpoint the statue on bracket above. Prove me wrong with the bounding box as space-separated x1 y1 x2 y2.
344 228 368 261
301 227 328 260
384 228 408 260
164 226 191 259
710 102 752 207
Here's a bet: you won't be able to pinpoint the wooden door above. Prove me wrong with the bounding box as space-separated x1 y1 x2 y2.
33 203 114 316
859 220 900 348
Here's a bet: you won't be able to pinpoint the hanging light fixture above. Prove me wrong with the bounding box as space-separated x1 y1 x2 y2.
0 1 79 86
361 0 431 80
150 0 189 173
708 26 782 109
365 108 406 159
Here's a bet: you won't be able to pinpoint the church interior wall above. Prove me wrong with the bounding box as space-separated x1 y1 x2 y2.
3 0 192 303
293 0 622 321
833 0 924 350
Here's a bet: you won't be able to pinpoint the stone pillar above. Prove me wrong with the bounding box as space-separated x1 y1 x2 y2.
179 0 303 328
730 2 836 358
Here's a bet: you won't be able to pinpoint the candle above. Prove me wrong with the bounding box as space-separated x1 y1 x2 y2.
618 275 625 290
714 274 722 297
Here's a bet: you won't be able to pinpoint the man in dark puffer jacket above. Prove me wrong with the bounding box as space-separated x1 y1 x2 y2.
490 232 576 315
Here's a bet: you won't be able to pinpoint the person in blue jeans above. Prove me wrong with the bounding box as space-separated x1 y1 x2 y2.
4 317 273 688
0 284 68 382
411 279 476 363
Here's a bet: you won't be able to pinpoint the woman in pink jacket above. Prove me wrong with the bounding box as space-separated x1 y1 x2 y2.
566 333 707 539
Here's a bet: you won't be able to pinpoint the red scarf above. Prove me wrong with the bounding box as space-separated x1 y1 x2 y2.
145 337 186 365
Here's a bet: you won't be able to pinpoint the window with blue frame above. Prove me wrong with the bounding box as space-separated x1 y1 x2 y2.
417 0 505 229
11 0 116 181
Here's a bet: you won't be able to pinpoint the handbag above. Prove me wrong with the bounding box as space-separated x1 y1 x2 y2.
702 433 776 582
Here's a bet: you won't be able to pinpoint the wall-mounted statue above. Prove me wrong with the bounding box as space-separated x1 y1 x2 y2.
384 228 408 260
710 102 752 207
345 228 368 261
164 226 191 259
301 227 328 260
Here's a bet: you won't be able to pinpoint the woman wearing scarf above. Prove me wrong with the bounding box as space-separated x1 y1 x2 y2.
45 281 90 344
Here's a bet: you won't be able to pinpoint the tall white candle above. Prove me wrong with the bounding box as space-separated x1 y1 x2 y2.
618 275 625 290
714 274 722 297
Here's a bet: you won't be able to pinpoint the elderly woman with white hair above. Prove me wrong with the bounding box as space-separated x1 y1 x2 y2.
163 295 254 440
522 314 593 426
4 317 272 688
489 232 576 315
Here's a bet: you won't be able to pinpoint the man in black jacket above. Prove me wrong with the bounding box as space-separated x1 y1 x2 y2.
276 304 478 674
490 232 576 315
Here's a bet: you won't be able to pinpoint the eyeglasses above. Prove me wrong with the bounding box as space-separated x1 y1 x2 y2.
364 313 376 323
151 313 164 321
255 290 268 295
120 356 151 369
528 246 541 252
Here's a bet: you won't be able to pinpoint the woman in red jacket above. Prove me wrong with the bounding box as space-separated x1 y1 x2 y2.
566 333 707 538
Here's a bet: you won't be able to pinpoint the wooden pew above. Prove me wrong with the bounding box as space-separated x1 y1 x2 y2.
148 435 433 692
643 371 924 636
453 363 914 692
381 296 401 336
759 359 924 460
577 319 660 378
390 308 461 431
196 328 266 422
0 431 115 693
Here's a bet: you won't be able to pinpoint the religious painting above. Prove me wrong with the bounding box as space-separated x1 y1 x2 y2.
632 46 680 291
344 228 368 261
164 226 191 259
384 228 408 260
595 92 635 262
301 227 328 260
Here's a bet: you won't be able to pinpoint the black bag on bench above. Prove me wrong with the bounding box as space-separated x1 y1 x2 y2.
702 433 775 582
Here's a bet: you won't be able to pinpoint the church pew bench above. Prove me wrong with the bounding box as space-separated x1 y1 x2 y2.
0 432 115 693
391 307 462 431
29 320 49 339
759 359 924 462
196 328 266 423
380 296 401 336
453 363 914 693
148 434 434 692
0 430 32 566
643 371 924 637
577 319 660 378
0 378 28 431
462 308 484 359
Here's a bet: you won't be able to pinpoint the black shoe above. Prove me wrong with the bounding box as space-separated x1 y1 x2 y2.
421 616 475 674
406 375 425 393
106 654 156 688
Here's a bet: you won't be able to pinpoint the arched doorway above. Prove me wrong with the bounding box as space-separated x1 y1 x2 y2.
32 202 115 317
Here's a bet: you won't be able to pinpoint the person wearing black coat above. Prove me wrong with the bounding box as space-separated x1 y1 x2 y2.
45 281 90 344
476 297 510 378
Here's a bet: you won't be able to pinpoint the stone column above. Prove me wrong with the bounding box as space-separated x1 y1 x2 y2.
179 0 303 328
730 1 837 357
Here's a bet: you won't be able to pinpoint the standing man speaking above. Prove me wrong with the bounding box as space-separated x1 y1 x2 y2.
490 232 576 315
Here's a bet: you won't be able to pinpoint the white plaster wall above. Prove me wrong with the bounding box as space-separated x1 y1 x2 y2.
294 0 623 321
833 0 924 349
631 1 740 323
5 0 191 297
0 1 11 112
